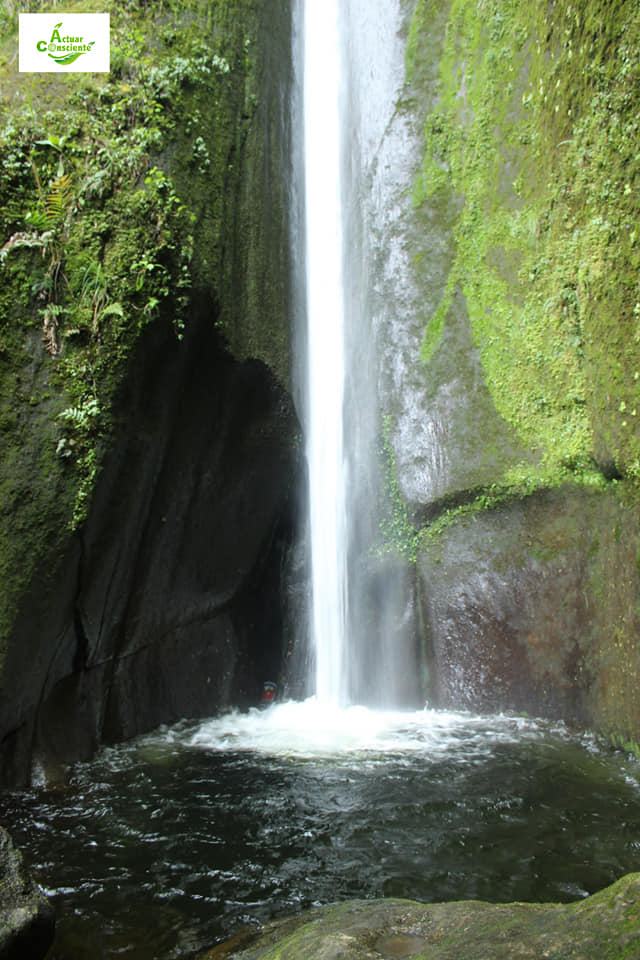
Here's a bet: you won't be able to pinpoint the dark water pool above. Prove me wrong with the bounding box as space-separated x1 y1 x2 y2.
2 703 640 959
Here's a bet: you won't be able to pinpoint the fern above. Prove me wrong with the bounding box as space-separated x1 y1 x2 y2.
45 174 73 228
59 397 100 429
99 302 124 321
80 261 107 305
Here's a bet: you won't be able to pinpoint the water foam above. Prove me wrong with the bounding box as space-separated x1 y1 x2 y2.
183 700 560 760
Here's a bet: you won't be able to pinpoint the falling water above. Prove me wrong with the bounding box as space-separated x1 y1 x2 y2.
302 0 419 707
304 0 348 703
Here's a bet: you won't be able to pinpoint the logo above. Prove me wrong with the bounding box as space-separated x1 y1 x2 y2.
37 21 95 66
19 14 110 73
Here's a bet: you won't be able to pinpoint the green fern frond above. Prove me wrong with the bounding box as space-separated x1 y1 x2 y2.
45 174 73 227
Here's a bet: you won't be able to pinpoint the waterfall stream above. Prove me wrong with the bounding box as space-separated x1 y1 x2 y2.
302 0 418 707
304 0 349 703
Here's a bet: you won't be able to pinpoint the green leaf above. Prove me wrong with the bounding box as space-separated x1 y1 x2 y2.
34 136 62 151
99 302 125 320
49 52 85 66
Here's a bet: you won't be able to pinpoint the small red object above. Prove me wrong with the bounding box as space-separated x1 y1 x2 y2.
260 682 277 706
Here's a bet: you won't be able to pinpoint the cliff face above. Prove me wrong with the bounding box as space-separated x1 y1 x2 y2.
0 0 300 785
374 0 640 740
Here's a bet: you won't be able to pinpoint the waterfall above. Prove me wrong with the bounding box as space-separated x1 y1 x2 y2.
304 0 349 704
301 0 423 709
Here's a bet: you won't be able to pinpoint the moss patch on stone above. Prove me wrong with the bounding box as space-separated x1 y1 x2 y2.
378 415 422 561
204 872 640 960
420 465 607 545
408 0 640 486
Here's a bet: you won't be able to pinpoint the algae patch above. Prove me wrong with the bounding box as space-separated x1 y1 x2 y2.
409 0 640 487
0 0 264 649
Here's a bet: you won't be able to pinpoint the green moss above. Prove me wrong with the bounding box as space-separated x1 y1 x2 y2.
378 415 420 562
0 0 273 655
410 0 640 485
405 0 428 85
421 284 447 363
378 417 613 561
219 877 640 960
420 466 606 544
0 0 248 518
581 483 640 742
609 734 640 761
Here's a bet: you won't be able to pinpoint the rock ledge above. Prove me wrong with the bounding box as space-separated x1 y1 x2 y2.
203 872 640 960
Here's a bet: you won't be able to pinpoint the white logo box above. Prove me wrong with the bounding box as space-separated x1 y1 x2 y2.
19 13 110 73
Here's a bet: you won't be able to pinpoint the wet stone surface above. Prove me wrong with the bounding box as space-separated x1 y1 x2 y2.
374 933 429 958
218 877 640 959
0 826 55 960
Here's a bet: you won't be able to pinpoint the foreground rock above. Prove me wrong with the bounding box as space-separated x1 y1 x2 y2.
202 873 640 960
0 827 54 960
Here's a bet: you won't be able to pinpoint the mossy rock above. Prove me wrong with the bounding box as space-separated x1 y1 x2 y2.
0 0 294 654
0 0 299 784
398 0 640 506
203 873 640 960
0 826 55 960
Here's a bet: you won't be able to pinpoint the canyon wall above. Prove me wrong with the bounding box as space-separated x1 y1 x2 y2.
371 0 640 741
0 0 300 785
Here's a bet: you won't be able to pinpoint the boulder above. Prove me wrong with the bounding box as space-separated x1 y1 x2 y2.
0 826 54 960
203 872 640 960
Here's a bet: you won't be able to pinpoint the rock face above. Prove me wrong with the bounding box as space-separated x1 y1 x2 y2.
204 873 640 960
0 826 54 960
0 311 301 786
418 486 640 732
351 0 640 741
0 0 301 785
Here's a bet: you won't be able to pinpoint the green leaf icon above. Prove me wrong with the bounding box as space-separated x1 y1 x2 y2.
49 51 86 65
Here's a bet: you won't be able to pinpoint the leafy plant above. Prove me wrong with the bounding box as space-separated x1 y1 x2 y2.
79 261 108 332
44 173 73 229
40 302 65 356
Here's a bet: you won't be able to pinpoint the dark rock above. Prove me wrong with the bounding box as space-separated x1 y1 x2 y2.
0 309 302 785
0 826 54 960
417 486 640 737
0 0 300 788
204 872 640 960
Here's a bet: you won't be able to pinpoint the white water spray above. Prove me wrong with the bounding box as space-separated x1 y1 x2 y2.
304 0 349 704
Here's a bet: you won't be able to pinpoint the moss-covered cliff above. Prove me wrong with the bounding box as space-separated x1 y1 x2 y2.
0 0 299 784
407 0 640 497
374 0 640 742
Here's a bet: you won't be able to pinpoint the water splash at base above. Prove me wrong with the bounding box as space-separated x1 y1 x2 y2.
183 700 576 760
